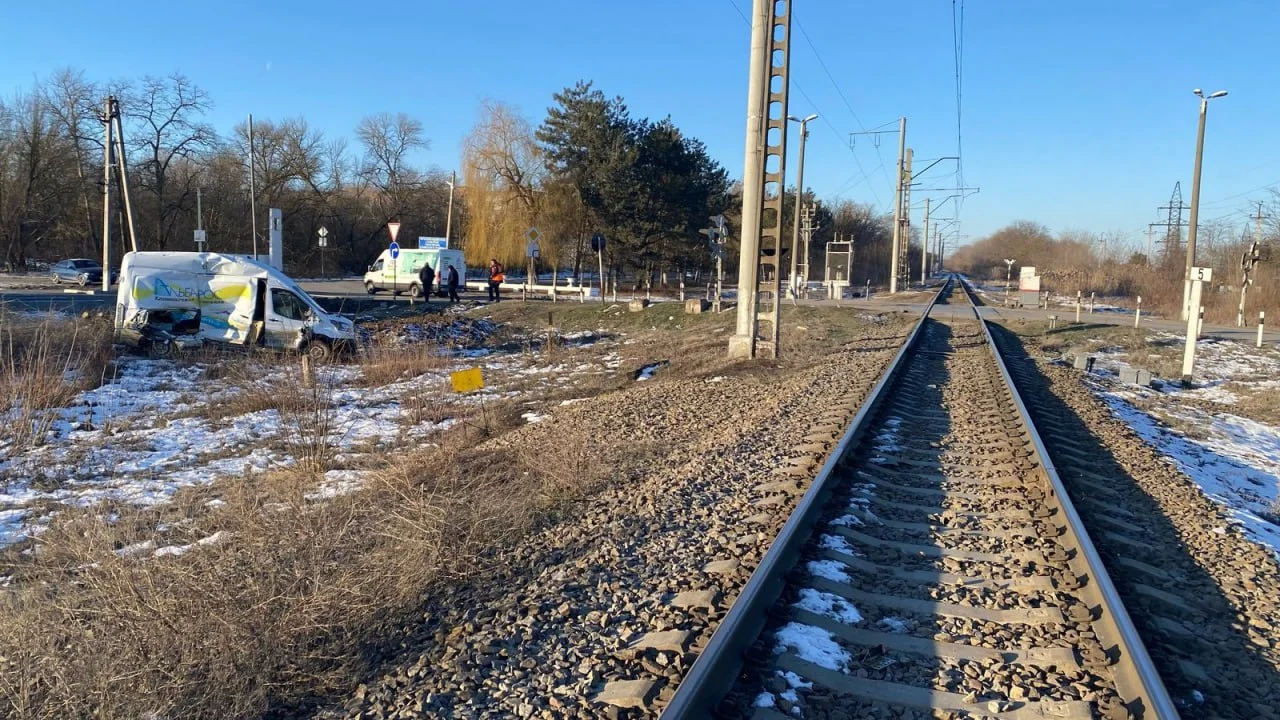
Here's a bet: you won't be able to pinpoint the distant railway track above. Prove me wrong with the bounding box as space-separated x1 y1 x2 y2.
663 278 1179 719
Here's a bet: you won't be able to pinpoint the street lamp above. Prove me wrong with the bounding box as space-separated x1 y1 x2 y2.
444 170 457 245
1183 88 1228 320
1004 258 1016 300
787 113 818 299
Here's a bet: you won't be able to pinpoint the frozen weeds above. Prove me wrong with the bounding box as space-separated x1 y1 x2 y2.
0 317 622 549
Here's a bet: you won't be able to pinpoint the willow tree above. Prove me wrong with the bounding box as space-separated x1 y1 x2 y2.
461 100 544 267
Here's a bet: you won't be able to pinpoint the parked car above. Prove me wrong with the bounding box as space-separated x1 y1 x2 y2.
51 258 118 286
50 257 117 285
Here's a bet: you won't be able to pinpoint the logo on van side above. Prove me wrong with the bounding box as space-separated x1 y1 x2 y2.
133 278 250 304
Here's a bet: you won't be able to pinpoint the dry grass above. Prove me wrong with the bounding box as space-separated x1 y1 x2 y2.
0 313 114 451
357 334 449 387
0 420 629 719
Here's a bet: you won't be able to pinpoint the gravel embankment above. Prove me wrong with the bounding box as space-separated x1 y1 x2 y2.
993 323 1280 720
320 319 916 719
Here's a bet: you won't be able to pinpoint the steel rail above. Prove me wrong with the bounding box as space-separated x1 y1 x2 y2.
661 278 954 719
964 278 1182 720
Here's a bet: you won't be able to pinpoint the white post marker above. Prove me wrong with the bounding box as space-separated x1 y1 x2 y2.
1075 290 1082 323
1259 311 1266 349
1181 267 1211 385
1089 292 1095 314
1135 295 1142 328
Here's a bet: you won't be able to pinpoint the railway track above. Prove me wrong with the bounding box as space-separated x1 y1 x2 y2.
663 278 1178 720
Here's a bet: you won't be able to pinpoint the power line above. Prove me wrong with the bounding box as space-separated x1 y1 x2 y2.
793 17 895 192
725 0 883 207
951 0 965 213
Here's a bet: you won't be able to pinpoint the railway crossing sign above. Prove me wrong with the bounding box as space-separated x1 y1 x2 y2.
389 241 400 259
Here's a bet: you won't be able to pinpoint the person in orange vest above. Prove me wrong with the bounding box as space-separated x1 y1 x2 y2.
487 259 504 302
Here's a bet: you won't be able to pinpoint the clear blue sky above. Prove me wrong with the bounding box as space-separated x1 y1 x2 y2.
3 0 1279 251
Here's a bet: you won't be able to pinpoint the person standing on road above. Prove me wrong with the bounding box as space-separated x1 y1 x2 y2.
418 262 435 301
446 264 461 304
487 259 504 302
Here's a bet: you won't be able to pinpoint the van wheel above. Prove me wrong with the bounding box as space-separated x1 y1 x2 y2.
143 339 174 359
408 283 423 299
304 340 332 363
365 282 378 295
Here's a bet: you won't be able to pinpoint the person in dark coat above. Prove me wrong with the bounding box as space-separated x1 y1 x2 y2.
418 263 435 300
446 264 461 303
487 259 504 302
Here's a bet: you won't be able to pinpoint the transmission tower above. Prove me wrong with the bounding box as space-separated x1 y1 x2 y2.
1153 182 1188 261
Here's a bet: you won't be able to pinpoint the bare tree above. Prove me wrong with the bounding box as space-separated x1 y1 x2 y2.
43 69 103 257
127 74 216 249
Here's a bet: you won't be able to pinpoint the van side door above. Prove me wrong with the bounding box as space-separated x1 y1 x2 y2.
265 286 311 350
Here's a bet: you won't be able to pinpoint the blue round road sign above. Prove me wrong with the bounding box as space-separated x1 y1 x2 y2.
390 241 400 259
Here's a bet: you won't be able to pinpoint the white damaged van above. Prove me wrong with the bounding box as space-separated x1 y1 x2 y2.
114 251 358 361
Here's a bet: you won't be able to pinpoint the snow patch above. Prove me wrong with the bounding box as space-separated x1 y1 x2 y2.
794 588 863 624
773 622 850 671
806 559 851 583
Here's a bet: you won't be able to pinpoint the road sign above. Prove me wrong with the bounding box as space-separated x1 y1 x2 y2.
526 226 541 243
591 233 605 253
419 236 448 250
193 229 207 245
387 221 401 243
318 226 328 248
1190 266 1213 282
390 241 400 259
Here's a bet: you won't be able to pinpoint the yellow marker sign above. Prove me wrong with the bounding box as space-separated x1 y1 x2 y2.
450 367 484 393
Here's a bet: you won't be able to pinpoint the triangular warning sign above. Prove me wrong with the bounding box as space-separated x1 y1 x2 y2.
387 221 401 242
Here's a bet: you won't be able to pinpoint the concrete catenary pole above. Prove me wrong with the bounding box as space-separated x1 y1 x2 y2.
729 0 771 358
889 117 906 293
920 197 931 286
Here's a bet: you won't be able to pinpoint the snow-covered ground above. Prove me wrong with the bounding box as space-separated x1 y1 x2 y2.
1085 333 1280 555
0 319 622 549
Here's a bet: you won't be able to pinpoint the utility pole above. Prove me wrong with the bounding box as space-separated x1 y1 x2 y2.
796 203 815 302
248 113 259 261
1146 224 1155 262
787 114 816 299
888 117 907 293
445 170 456 244
729 0 792 360
921 197 931 286
1183 88 1228 320
100 97 113 293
